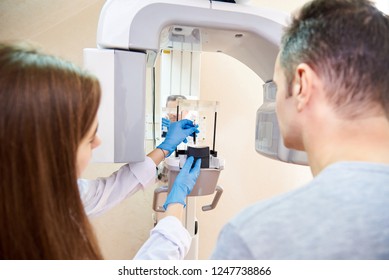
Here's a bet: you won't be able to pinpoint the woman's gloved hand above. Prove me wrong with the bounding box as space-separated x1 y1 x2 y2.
163 157 201 210
157 119 199 156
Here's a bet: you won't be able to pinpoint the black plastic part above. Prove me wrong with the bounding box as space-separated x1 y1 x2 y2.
195 220 198 235
177 149 187 155
187 146 210 168
213 0 236 3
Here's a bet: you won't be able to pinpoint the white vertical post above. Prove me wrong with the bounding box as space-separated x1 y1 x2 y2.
184 196 199 260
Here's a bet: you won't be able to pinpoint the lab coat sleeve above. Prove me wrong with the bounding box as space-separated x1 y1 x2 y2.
133 216 192 260
78 156 156 217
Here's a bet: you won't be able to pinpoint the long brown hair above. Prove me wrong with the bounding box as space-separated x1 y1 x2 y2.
0 43 103 259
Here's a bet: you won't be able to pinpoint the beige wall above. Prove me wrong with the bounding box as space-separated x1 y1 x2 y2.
1 0 317 259
0 0 106 66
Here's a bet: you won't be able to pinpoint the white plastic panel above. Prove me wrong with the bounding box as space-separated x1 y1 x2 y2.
84 48 146 163
97 0 288 81
84 48 115 162
114 50 146 162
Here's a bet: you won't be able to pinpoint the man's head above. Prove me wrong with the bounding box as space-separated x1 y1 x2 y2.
165 95 188 122
274 0 389 150
279 0 389 118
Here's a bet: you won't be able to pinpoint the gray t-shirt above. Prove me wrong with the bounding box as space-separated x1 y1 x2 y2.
210 162 389 259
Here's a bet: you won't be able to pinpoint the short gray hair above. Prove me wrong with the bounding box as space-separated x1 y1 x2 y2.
280 0 389 118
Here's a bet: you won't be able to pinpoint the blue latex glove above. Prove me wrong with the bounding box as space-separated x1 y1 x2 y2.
163 157 202 210
157 119 199 156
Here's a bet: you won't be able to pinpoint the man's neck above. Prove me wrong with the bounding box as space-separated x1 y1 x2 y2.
304 115 389 176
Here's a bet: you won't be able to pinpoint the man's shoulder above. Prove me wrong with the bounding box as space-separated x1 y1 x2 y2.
227 161 389 237
228 185 310 229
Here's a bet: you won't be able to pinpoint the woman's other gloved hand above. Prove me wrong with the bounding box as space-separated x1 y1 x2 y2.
157 119 199 156
163 157 201 210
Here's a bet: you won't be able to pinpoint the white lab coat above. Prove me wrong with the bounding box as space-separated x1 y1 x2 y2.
78 156 191 260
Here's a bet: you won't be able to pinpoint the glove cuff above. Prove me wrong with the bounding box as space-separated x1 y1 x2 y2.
163 200 186 211
157 142 174 157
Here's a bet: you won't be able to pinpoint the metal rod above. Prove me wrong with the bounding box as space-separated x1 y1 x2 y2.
213 111 217 152
175 105 179 157
193 120 196 145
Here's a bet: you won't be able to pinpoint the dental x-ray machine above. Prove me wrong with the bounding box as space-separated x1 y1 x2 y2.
84 0 307 259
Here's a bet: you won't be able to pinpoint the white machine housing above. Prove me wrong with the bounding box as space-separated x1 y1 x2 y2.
84 0 307 164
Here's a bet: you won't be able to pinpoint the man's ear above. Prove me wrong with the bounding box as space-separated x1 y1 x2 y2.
293 63 314 112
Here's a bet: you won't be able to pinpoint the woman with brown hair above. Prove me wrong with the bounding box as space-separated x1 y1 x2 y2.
0 43 200 260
